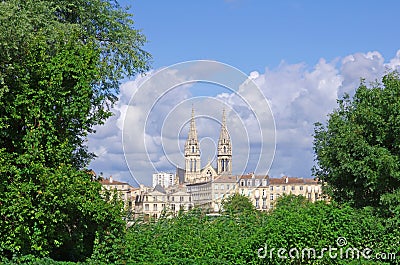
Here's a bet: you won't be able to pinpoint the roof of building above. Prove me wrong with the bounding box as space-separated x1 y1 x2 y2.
238 173 254 179
269 177 318 185
213 175 237 183
153 184 167 194
100 177 129 186
234 174 318 185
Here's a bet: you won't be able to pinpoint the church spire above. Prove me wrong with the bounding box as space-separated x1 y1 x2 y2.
217 108 232 175
219 108 229 141
188 106 198 141
184 106 201 183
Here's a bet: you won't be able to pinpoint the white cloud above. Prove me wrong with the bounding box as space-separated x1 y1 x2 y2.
88 50 400 186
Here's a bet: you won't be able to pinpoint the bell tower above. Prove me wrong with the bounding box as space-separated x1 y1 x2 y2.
217 109 232 175
184 107 201 183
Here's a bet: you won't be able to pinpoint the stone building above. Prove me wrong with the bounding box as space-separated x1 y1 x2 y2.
132 108 324 220
236 174 323 210
100 176 133 212
183 108 232 184
152 172 176 188
134 184 193 220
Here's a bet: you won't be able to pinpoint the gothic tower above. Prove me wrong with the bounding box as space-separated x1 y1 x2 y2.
217 109 232 175
184 107 201 183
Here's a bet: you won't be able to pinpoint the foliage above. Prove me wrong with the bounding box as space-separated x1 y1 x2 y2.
221 193 257 215
0 159 125 261
313 71 400 208
123 195 398 265
0 0 150 262
0 0 151 168
2 195 398 264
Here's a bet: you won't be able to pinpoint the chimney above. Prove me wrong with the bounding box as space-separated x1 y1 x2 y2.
109 176 113 183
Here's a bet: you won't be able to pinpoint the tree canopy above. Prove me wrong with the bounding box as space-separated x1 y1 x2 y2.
221 193 256 215
0 0 150 261
313 71 400 208
0 0 150 167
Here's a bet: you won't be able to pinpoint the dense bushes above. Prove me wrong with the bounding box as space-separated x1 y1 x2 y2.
124 195 399 265
4 194 399 264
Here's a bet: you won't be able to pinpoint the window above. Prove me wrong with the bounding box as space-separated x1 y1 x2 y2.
172 196 175 202
262 198 267 209
153 204 157 211
270 194 274 200
269 203 274 209
220 184 224 190
300 186 304 191
162 204 166 209
291 186 295 191
247 180 251 186
241 180 244 186
215 193 219 199
144 204 149 211
255 198 260 208
255 179 260 187
145 196 148 201
180 196 184 202
270 186 274 191
227 184 230 190
153 196 157 201
215 184 218 190
282 186 286 191
276 186 280 191
171 204 176 211
308 193 311 200
263 179 267 186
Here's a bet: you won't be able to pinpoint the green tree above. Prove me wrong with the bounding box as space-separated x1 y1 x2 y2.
313 72 400 208
221 193 256 215
0 0 150 261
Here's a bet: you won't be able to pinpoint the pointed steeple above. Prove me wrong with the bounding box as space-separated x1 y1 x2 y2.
217 108 232 175
219 108 229 142
184 106 201 183
187 106 198 142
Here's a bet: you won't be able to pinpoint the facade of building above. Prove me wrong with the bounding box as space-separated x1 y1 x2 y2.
152 172 176 188
236 174 323 210
134 184 193 220
183 108 232 184
129 108 325 220
211 175 238 212
100 176 133 212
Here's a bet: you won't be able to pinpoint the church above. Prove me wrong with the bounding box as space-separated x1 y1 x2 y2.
130 107 324 219
180 108 232 184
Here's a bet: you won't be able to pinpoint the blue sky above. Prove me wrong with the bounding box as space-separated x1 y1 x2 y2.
128 0 399 72
88 1 400 186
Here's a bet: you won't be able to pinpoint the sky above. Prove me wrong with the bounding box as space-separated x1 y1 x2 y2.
87 0 400 186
